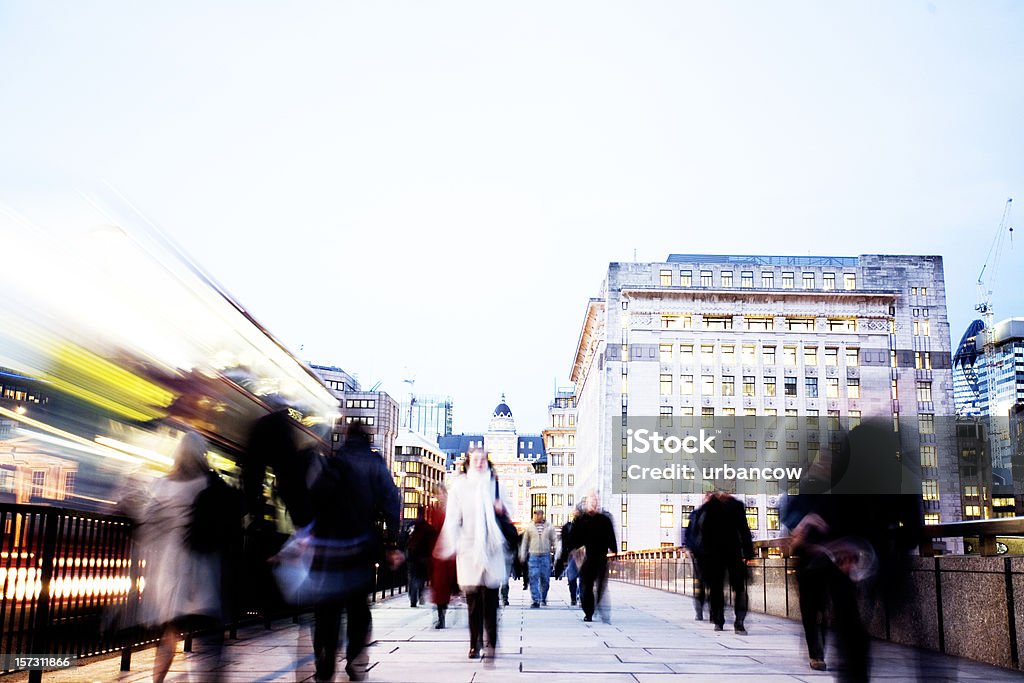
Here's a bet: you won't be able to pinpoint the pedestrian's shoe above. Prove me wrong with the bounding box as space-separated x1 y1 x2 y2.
583 615 593 622
503 598 509 606
809 659 827 671
345 663 367 682
713 623 724 631
734 623 747 635
541 600 547 606
695 613 704 621
530 601 539 608
434 608 446 629
468 648 481 659
570 599 577 606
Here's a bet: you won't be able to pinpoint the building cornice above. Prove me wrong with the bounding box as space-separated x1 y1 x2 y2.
571 299 605 384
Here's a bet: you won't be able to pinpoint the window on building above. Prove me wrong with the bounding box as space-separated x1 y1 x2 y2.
745 506 759 530
845 348 859 366
919 413 935 434
964 505 981 518
920 445 937 468
703 316 733 330
823 273 836 290
843 273 857 290
828 318 856 332
764 376 777 397
568 453 575 466
804 346 818 365
660 374 673 395
680 374 694 395
701 345 715 364
762 346 776 365
680 270 692 286
660 343 673 362
63 471 76 498
740 271 753 287
741 345 756 364
805 377 818 398
721 271 734 287
806 409 819 429
821 377 837 398
922 480 939 501
802 273 815 289
921 320 930 336
552 474 564 486
848 410 861 428
700 270 713 287
681 504 695 529
722 376 735 396
767 508 780 530
680 344 694 362
784 346 798 366
702 375 715 395
786 317 815 332
762 272 774 288
963 485 979 498
660 504 674 528
746 316 774 331
660 269 672 286
782 272 795 289
743 376 755 397
890 350 898 368
702 407 714 426
847 378 860 399
662 314 692 330
784 377 797 396
916 381 932 402
721 345 736 364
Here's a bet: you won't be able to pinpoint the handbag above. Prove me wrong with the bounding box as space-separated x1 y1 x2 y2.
571 547 587 572
493 479 519 550
272 526 374 606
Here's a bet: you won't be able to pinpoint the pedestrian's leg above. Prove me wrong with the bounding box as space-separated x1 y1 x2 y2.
730 561 748 631
797 563 827 663
152 624 178 683
345 593 372 673
313 604 342 682
483 587 499 650
594 563 610 622
704 561 726 628
580 567 596 620
693 559 706 619
528 555 541 604
465 586 483 655
567 576 578 605
539 555 551 604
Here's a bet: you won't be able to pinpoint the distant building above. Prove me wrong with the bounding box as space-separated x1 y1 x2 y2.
542 387 578 529
393 430 447 524
953 317 1024 516
400 394 454 439
309 363 400 471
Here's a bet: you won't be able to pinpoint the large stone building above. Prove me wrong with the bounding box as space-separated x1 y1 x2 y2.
571 254 958 552
393 430 447 525
952 317 1024 516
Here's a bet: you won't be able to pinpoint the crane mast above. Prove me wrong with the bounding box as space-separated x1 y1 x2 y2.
975 198 1014 350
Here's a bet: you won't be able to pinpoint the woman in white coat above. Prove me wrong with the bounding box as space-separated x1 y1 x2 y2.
434 445 509 660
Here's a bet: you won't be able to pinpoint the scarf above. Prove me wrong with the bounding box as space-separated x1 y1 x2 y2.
465 468 505 567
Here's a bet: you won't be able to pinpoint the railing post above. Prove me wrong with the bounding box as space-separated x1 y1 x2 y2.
28 509 59 683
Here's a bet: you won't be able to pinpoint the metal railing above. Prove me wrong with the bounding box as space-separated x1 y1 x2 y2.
0 503 407 680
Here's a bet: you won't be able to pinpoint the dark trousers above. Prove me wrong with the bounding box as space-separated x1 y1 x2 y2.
797 555 831 661
313 593 371 681
567 576 578 604
705 559 748 628
464 586 499 650
692 558 706 617
830 569 869 683
580 561 608 619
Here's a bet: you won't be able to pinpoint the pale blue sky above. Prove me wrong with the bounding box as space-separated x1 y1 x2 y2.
1 1 1022 432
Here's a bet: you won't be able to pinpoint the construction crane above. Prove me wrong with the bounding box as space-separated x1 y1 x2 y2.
975 198 1014 349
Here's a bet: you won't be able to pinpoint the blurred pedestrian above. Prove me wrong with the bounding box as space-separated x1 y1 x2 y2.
684 492 713 621
520 508 557 607
307 424 402 682
434 446 508 660
405 506 435 608
428 484 457 629
700 490 754 633
570 492 617 623
555 507 580 606
140 431 240 683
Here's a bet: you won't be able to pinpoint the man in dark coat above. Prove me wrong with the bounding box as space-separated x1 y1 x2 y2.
683 492 713 620
570 492 617 622
309 424 402 682
699 490 754 633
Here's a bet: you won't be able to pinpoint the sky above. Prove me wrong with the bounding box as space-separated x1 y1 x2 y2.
1 1 1022 433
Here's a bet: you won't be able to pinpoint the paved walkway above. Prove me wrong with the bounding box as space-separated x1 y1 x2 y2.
20 580 1024 682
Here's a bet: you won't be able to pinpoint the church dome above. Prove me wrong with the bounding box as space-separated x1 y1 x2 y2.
493 401 513 419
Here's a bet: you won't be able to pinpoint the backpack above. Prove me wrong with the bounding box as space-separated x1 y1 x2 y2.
186 472 242 554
